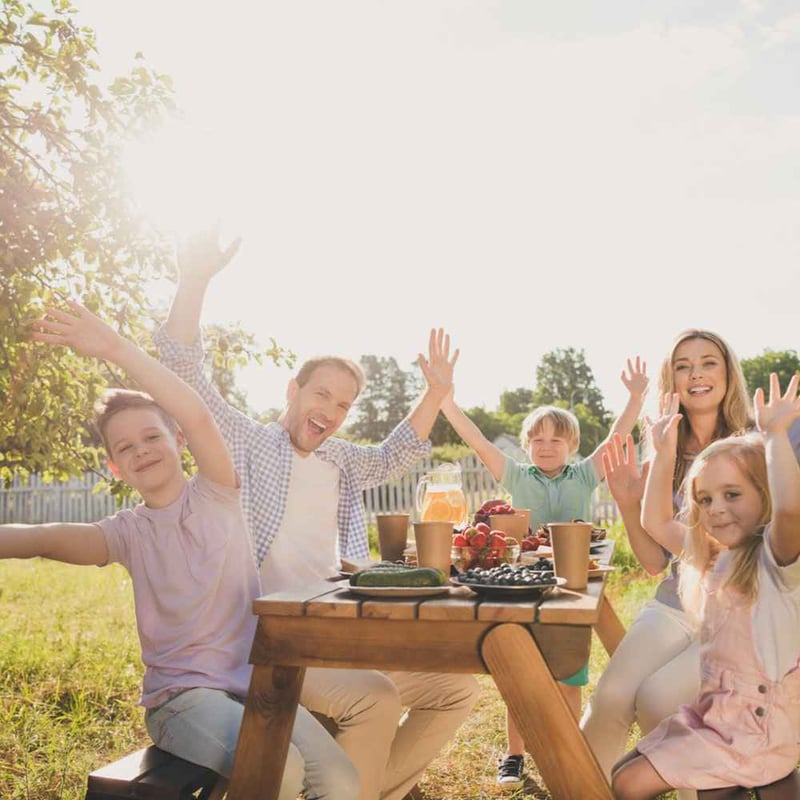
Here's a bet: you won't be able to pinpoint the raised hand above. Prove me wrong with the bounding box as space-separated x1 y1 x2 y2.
602 433 651 509
621 356 649 401
418 328 459 398
755 373 800 434
176 222 242 285
31 300 122 361
646 392 682 456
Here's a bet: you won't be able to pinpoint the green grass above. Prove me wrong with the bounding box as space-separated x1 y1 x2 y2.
0 525 664 800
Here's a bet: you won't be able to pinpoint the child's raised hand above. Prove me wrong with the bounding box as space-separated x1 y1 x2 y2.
602 433 650 509
646 392 681 455
621 356 649 401
755 372 800 434
418 328 459 398
31 300 122 361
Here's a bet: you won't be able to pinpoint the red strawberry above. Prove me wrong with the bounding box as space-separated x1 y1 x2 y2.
521 538 536 552
475 522 491 535
469 531 487 548
452 533 468 547
489 532 506 550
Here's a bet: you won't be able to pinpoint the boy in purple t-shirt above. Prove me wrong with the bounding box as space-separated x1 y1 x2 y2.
0 300 358 800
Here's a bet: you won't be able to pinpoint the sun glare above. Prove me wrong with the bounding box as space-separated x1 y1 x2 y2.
122 120 231 237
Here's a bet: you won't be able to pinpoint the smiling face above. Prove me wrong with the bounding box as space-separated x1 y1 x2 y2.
672 337 728 414
282 364 360 455
104 407 186 501
693 455 764 550
527 418 575 477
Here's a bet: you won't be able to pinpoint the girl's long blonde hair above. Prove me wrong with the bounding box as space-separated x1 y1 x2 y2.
659 329 754 495
678 434 770 624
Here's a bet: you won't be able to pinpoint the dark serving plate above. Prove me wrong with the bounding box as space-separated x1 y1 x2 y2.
454 576 567 599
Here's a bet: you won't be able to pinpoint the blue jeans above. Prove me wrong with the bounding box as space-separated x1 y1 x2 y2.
145 687 359 800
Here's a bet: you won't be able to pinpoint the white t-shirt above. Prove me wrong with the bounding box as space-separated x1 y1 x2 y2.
259 451 340 594
715 526 800 682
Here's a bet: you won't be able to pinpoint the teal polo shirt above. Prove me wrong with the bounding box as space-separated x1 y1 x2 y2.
501 455 599 531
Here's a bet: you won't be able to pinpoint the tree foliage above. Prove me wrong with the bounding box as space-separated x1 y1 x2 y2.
347 355 416 442
741 349 800 397
0 2 289 486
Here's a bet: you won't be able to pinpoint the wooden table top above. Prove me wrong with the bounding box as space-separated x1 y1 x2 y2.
253 539 615 627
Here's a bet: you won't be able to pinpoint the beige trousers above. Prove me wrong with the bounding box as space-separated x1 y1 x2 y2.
300 668 480 800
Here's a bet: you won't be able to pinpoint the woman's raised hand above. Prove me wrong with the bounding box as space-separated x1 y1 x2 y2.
755 373 800 434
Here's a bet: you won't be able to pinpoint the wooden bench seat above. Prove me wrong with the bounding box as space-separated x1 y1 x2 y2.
85 745 222 800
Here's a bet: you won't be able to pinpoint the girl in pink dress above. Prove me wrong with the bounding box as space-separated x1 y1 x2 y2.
611 373 800 800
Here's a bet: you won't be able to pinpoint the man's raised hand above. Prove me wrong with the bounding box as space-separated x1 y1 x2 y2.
418 328 459 398
177 223 242 285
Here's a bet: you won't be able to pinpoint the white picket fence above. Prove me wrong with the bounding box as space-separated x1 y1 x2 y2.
0 455 619 526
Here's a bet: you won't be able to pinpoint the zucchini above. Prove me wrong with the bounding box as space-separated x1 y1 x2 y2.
350 566 446 588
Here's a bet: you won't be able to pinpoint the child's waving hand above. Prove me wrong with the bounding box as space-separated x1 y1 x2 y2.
32 300 122 361
755 373 800 434
621 356 649 401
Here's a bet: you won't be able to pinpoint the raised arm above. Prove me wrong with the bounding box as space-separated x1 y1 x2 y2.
439 384 505 483
590 357 649 478
603 434 668 575
33 301 236 488
756 373 800 566
0 522 108 566
164 226 241 346
409 328 460 442
641 394 687 556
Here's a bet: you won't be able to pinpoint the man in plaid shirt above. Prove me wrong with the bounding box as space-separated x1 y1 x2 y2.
156 231 480 800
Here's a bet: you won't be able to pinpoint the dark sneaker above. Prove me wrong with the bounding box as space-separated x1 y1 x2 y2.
497 754 524 788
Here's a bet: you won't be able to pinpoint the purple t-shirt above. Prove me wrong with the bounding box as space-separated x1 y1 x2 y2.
98 473 261 708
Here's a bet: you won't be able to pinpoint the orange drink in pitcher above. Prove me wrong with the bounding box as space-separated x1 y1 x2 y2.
415 463 468 526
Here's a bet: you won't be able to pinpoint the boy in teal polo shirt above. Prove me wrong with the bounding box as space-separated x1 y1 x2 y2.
440 357 648 788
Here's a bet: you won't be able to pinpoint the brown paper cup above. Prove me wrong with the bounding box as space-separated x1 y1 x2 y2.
413 521 453 576
376 513 410 563
548 521 592 590
489 512 529 544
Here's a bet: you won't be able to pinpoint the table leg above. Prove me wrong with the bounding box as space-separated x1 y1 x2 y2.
227 664 305 800
482 623 613 800
595 594 626 657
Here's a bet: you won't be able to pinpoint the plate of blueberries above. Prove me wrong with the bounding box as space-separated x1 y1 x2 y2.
455 563 566 599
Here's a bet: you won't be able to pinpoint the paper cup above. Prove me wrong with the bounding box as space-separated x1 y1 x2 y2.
413 521 453 576
489 512 530 544
547 521 592 590
376 513 410 563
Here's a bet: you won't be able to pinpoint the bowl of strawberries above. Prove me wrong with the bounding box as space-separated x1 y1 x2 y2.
451 523 521 572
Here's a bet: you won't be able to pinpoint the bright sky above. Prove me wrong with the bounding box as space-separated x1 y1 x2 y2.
75 0 800 420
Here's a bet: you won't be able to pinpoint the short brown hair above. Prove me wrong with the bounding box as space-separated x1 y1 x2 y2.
94 389 178 452
295 356 366 396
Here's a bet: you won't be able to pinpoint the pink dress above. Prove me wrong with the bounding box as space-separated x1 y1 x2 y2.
636 564 800 789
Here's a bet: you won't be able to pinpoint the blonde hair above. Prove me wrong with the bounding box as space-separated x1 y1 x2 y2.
678 433 769 624
659 329 754 495
519 405 580 454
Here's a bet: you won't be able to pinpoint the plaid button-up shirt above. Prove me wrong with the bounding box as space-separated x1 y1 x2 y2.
155 327 431 566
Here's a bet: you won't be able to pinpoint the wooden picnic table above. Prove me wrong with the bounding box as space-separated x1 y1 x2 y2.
227 542 626 800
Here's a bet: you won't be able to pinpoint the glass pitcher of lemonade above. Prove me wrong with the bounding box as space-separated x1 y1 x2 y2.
415 463 468 526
